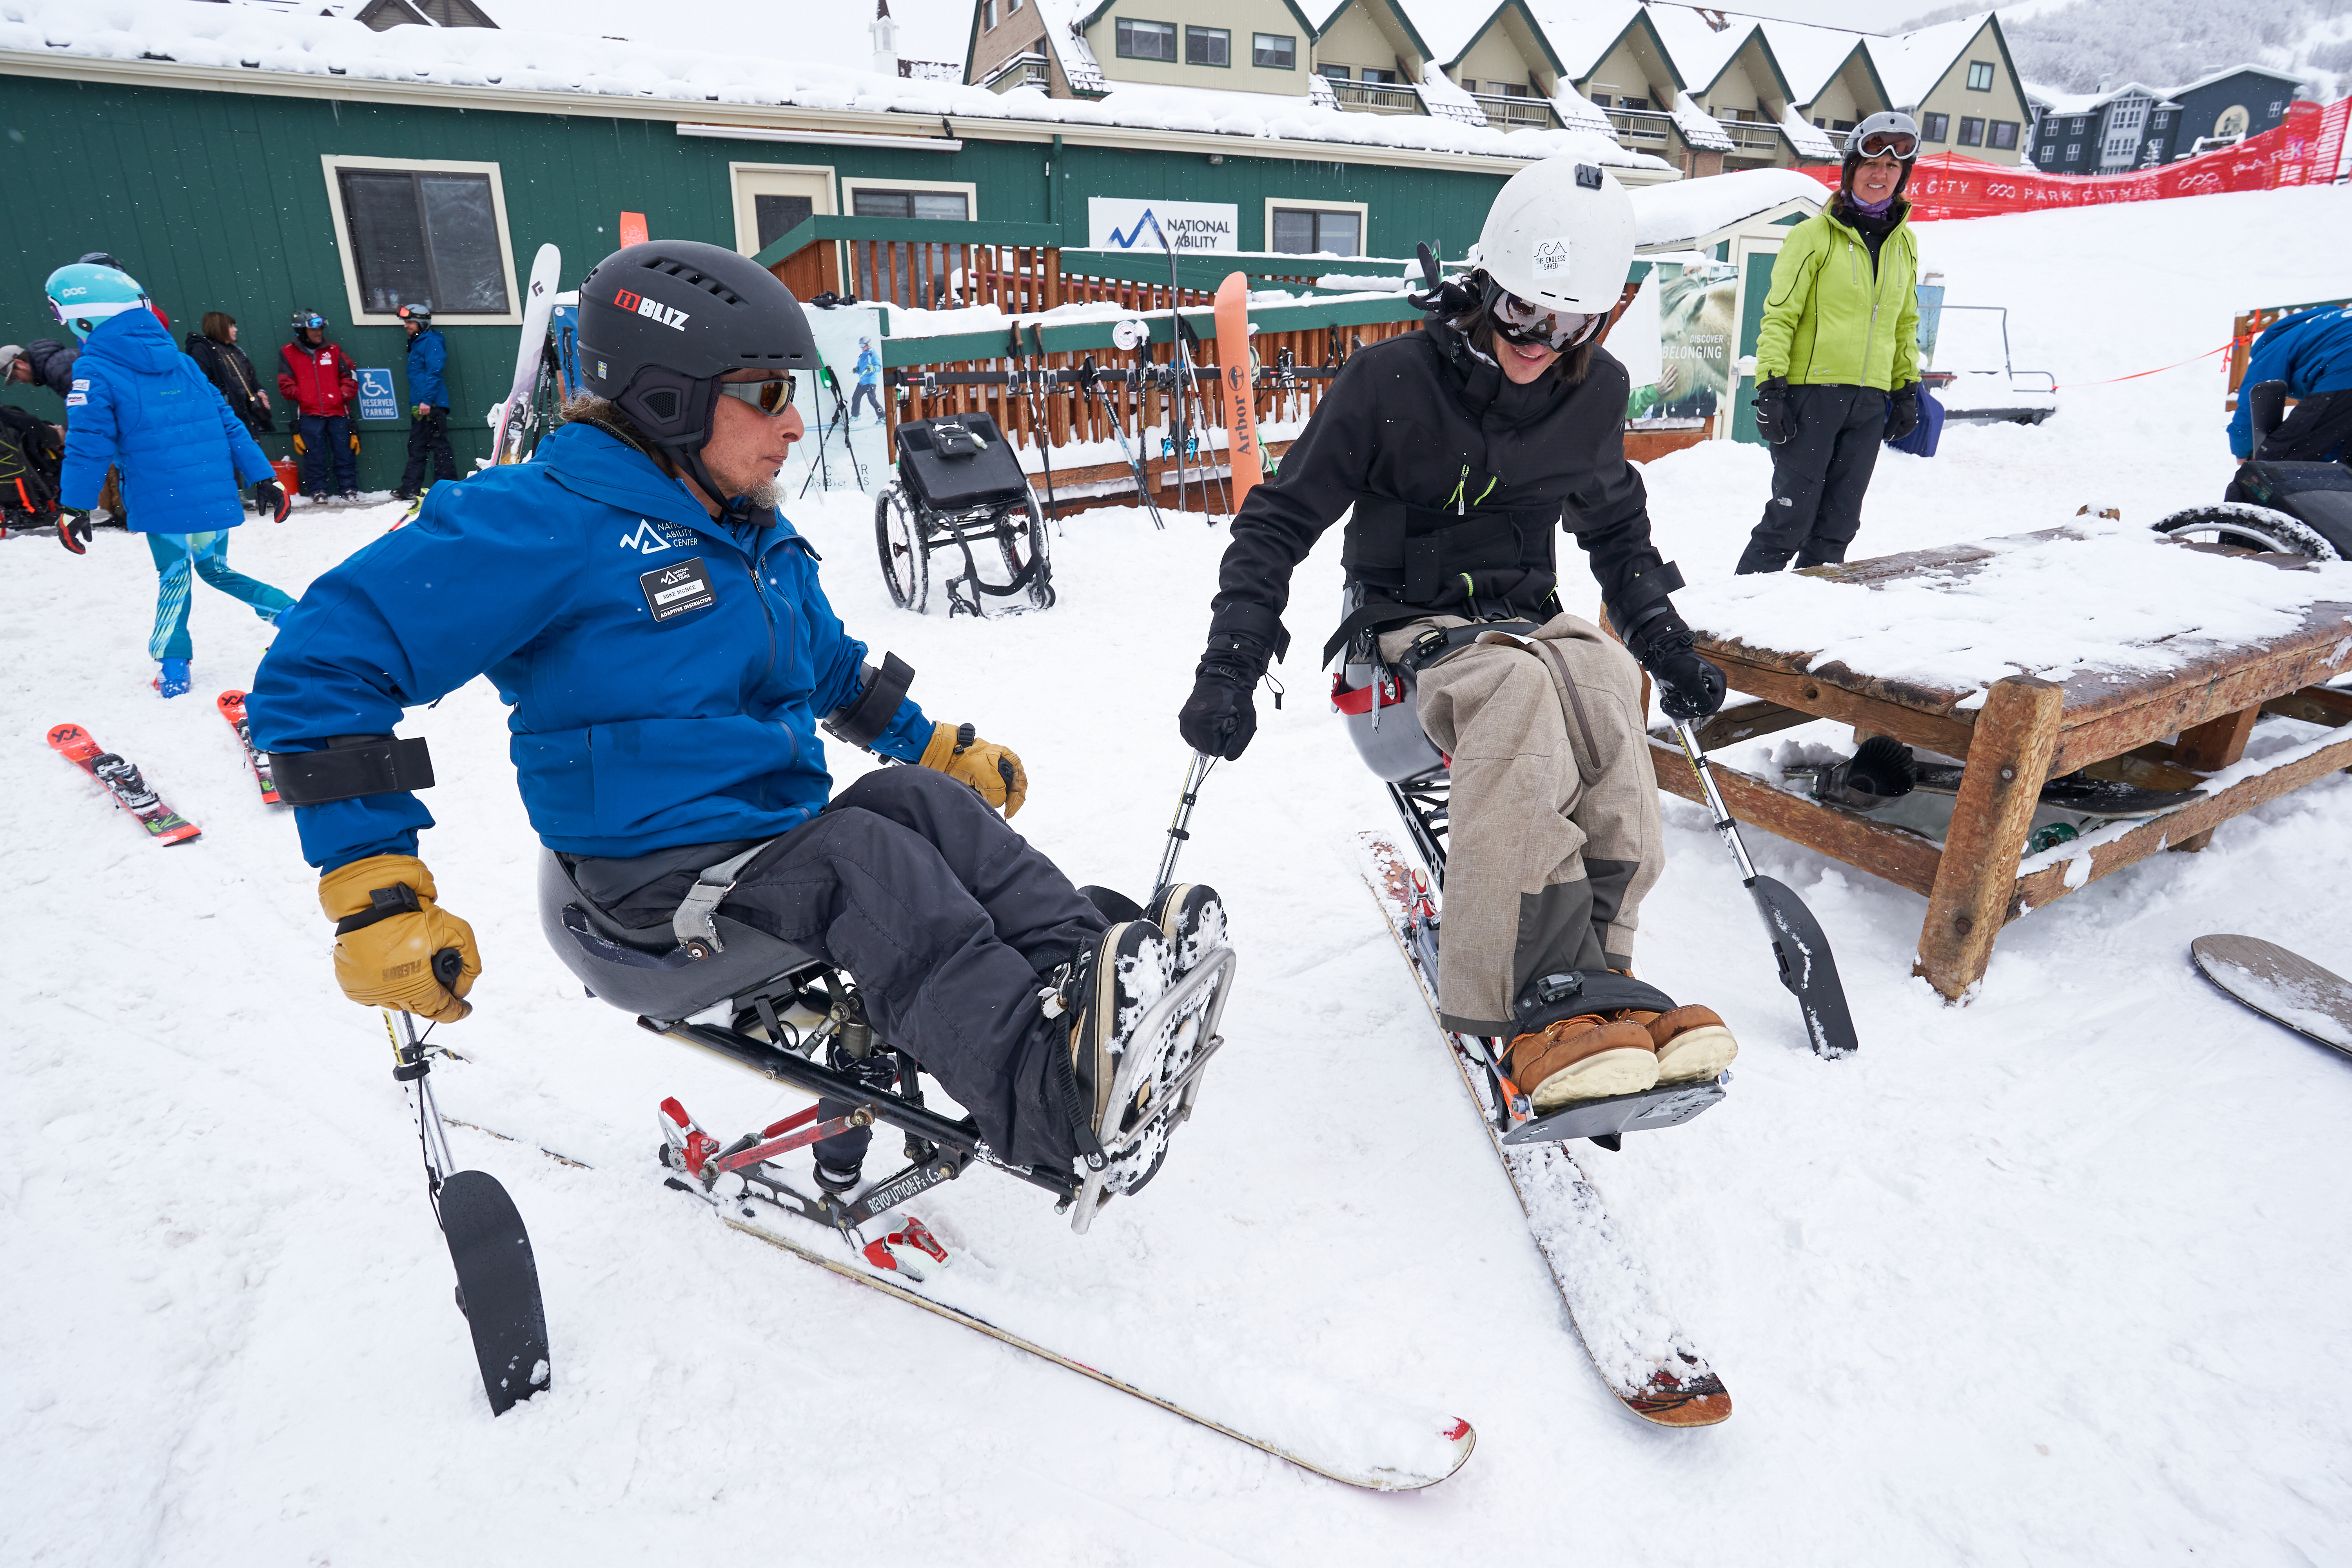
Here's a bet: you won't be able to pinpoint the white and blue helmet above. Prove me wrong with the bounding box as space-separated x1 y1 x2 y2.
46 262 150 341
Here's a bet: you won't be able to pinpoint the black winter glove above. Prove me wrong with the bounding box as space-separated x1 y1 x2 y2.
254 479 290 522
1751 376 1793 446
1632 607 1727 722
1179 630 1273 760
1883 382 1921 444
56 508 92 555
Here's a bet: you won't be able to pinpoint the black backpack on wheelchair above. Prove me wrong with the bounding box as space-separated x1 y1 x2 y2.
875 412 1055 617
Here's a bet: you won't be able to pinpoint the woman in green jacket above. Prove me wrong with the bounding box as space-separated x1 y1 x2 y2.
1738 112 1924 574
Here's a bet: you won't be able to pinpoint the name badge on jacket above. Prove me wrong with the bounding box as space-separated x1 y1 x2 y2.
639 558 716 621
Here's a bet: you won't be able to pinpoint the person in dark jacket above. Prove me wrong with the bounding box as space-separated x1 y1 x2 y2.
46 261 290 697
1180 160 1736 1117
6 338 79 405
247 241 1214 1196
278 308 360 500
184 312 273 436
2230 303 2352 466
1740 111 1924 574
394 302 457 499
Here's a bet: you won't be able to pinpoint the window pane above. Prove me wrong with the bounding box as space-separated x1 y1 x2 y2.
755 194 814 253
1361 67 1398 84
1989 120 2018 150
1622 96 1648 111
1314 211 1359 256
1271 209 1316 253
852 189 915 218
417 174 507 312
341 172 433 316
1186 26 1228 66
1117 18 1174 60
911 191 969 221
1252 33 1293 69
1319 64 1350 80
1958 117 1984 145
1922 113 1948 140
1967 61 1992 90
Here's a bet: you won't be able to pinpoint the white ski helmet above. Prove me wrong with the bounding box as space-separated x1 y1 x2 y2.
1475 158 1636 319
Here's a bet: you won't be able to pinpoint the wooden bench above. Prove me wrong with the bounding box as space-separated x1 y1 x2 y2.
1646 530 2352 999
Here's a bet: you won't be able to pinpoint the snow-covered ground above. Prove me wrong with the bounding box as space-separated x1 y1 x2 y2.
6 185 2351 1565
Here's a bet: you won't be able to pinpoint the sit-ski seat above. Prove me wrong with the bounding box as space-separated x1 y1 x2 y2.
537 849 824 1024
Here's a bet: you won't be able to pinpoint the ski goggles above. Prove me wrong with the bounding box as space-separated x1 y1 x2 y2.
1853 129 1918 160
714 376 796 415
1492 289 1598 352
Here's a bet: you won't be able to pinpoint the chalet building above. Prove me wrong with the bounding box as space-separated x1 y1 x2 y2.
969 3 2035 181
2027 65 2308 174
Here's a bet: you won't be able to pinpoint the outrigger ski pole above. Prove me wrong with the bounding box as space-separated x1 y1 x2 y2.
1150 751 1218 906
385 969 552 1416
1671 719 1859 1058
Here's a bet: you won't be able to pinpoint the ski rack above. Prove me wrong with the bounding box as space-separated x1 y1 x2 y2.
886 365 1339 392
1381 777 1726 1151
642 944 1237 1235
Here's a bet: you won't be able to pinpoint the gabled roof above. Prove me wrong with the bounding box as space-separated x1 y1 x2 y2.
1757 24 1886 111
1396 0 1566 79
2165 63 2308 97
1527 2 1684 94
1080 0 1322 38
1307 0 1436 67
1864 11 1995 109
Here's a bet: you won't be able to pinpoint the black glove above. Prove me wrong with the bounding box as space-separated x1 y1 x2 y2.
254 479 290 522
1883 382 1921 444
1179 630 1273 760
1631 607 1727 722
1751 376 1793 446
57 508 92 555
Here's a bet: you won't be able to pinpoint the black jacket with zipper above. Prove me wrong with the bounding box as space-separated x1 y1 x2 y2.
1204 318 1681 665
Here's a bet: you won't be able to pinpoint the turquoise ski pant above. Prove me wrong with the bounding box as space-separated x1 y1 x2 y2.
146 531 294 661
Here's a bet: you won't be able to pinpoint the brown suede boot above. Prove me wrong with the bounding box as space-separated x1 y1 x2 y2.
1619 1004 1739 1084
1504 1014 1659 1111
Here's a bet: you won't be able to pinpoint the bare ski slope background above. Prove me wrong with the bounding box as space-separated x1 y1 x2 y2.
5 185 2349 1565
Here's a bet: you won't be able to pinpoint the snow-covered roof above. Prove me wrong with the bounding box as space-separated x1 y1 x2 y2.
1862 13 1989 109
1755 21 1869 105
1669 89 1733 152
0 0 1672 170
1630 164 1820 249
1642 7 1754 99
1519 2 1648 84
2157 62 2308 98
2024 80 2179 116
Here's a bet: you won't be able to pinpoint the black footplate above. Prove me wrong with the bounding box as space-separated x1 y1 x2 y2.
1501 1076 1728 1147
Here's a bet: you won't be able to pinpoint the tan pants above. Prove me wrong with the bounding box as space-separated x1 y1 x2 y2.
1379 612 1664 1036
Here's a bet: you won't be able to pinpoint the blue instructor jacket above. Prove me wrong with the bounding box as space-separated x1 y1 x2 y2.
405 326 449 410
61 308 274 532
2232 304 2352 458
248 419 933 872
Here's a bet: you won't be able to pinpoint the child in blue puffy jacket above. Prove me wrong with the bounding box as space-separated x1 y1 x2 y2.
47 261 292 697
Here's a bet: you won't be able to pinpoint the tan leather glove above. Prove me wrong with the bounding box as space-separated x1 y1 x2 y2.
318 853 481 1023
919 722 1027 817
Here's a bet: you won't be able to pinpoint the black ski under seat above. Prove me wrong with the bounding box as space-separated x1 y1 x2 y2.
537 849 823 1023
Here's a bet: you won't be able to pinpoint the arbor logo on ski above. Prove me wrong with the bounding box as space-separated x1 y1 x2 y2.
612 287 689 331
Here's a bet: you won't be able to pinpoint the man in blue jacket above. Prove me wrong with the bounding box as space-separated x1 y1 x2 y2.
2230 303 2352 465
394 303 458 500
247 241 1213 1188
47 261 290 697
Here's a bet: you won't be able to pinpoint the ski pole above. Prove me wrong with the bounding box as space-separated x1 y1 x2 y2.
386 1005 457 1217
1671 718 1758 884
1082 355 1163 530
1145 214 1192 519
1149 751 1217 906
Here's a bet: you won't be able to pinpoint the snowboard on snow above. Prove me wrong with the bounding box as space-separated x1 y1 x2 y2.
2191 935 2352 1060
216 690 280 804
47 724 199 844
1359 834 1732 1427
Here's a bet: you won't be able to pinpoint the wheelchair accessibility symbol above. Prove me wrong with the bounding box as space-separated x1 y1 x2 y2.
356 367 400 421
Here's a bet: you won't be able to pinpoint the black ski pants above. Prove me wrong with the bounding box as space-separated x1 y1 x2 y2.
1738 383 1887 574
606 766 1106 1173
399 407 458 492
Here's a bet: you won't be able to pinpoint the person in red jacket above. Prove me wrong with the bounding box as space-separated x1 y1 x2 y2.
278 307 360 501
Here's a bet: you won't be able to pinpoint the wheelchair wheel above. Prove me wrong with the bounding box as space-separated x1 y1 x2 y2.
996 494 1055 611
875 485 930 612
2152 503 2343 561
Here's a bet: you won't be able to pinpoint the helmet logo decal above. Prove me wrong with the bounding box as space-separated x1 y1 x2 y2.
1532 238 1573 277
613 287 690 331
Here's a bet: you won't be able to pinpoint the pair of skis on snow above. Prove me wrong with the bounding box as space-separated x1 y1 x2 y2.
45 691 279 843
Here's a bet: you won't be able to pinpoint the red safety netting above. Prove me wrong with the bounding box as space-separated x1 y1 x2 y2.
1795 98 2351 221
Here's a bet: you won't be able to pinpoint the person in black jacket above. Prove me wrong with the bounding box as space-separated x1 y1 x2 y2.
5 338 78 406
1178 159 1737 1114
184 312 274 436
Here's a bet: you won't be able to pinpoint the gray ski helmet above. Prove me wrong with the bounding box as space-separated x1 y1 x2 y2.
577 240 817 455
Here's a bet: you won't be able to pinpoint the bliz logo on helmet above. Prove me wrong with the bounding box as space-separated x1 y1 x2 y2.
613 287 690 331
1532 237 1573 276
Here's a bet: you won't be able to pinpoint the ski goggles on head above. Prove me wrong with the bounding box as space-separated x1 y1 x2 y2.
714 376 796 415
1853 129 1918 160
1491 288 1597 352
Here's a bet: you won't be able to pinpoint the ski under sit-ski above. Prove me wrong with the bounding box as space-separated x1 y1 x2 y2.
1359 832 1731 1427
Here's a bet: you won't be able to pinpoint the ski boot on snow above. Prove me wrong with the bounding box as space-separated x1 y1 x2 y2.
153 657 191 699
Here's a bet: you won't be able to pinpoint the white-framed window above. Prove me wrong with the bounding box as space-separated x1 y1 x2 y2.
731 162 837 258
1966 60 1994 91
2065 142 2081 160
320 154 520 326
981 0 995 27
1116 18 1176 60
1185 25 1229 66
1265 199 1367 257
